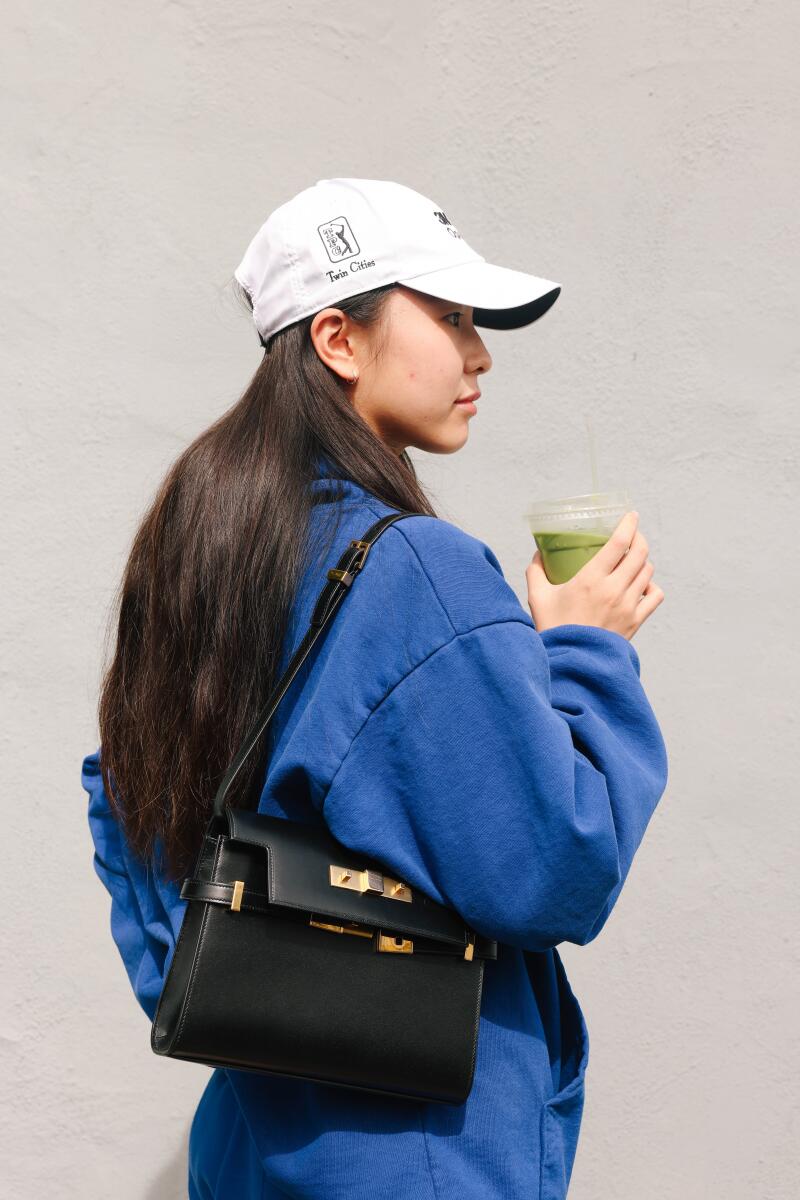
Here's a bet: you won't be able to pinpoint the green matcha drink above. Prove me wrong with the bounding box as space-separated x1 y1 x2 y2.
531 529 611 584
524 491 632 584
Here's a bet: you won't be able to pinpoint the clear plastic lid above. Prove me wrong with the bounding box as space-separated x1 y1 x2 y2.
524 490 632 534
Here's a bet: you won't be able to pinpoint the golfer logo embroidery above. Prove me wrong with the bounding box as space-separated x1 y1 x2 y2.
318 217 360 262
433 210 463 240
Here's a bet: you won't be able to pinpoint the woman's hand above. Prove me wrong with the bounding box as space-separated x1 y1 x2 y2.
526 511 665 640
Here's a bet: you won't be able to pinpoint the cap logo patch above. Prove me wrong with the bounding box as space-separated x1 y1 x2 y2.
433 210 462 240
319 216 360 262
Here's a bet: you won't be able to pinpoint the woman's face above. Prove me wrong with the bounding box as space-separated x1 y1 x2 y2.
310 284 493 455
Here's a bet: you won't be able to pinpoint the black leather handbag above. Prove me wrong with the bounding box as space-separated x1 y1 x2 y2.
151 510 497 1105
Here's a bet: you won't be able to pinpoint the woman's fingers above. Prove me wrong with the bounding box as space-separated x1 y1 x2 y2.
592 511 639 574
611 529 648 585
629 557 655 600
636 579 665 616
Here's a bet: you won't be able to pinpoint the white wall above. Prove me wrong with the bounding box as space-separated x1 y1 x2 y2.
3 2 797 1196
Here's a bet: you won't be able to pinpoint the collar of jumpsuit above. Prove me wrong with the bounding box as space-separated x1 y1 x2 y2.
81 456 668 1200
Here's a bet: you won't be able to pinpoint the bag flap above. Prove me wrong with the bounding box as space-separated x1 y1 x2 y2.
225 805 482 951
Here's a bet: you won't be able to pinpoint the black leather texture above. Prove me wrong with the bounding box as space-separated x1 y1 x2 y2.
150 510 494 1105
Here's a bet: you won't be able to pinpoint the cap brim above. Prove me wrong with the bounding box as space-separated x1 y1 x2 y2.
397 259 561 330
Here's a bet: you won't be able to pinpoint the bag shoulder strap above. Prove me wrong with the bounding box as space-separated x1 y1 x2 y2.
212 509 418 819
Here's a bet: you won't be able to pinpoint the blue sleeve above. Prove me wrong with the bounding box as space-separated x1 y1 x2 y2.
537 624 669 941
321 619 668 953
81 747 184 1022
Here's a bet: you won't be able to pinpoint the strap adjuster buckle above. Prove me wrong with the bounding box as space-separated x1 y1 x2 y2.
327 539 372 586
347 539 372 570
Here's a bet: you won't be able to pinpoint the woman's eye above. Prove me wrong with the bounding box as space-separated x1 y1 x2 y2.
445 312 462 327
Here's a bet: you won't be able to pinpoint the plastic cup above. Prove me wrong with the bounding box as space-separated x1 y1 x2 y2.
524 491 633 584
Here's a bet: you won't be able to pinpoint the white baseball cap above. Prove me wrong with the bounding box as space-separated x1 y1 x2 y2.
234 177 561 347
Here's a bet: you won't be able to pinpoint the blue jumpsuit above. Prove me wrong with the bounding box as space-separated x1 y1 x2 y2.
82 461 668 1198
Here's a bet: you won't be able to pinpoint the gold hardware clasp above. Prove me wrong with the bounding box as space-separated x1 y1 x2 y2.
330 865 385 894
384 877 412 903
230 880 244 912
464 932 475 961
309 917 373 939
330 865 412 903
377 932 414 954
310 917 413 953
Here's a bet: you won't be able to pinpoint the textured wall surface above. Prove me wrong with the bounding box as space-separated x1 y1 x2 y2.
3 1 798 1196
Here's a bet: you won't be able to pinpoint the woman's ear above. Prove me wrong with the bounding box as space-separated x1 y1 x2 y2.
310 308 359 385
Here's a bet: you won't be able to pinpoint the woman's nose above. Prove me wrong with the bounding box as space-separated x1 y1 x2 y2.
470 333 494 374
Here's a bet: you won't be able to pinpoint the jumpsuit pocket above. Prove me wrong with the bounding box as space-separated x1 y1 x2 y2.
538 952 590 1200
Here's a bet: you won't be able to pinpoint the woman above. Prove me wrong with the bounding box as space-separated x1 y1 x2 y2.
81 177 667 1199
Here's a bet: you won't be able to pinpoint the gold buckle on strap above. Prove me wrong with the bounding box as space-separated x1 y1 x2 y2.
347 539 372 569
327 539 372 585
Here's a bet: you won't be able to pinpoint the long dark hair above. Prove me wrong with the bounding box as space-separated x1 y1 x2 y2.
97 279 439 883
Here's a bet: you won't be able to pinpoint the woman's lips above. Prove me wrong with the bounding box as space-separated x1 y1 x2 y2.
455 393 479 412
